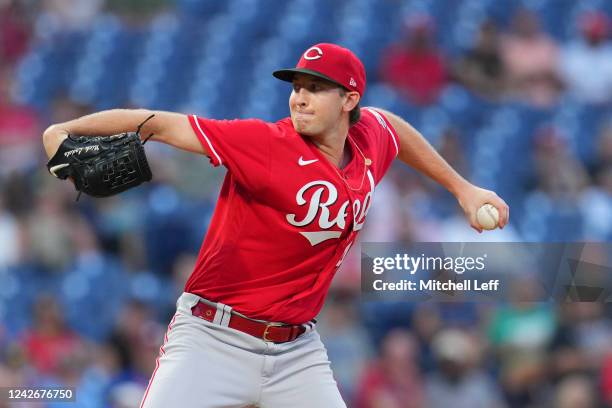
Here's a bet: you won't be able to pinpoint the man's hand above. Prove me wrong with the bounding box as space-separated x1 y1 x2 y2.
455 184 509 233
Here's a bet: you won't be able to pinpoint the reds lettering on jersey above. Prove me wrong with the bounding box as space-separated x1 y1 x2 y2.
187 108 399 324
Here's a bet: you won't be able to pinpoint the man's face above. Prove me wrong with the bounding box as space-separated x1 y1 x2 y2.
289 73 346 137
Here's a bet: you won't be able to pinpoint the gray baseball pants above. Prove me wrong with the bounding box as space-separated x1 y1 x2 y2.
139 292 346 408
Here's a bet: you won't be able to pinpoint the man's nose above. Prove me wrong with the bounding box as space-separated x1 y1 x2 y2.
294 88 309 105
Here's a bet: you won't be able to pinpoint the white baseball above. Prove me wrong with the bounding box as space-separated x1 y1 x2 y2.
476 204 499 230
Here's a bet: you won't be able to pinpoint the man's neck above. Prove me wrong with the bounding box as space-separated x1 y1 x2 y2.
310 121 351 168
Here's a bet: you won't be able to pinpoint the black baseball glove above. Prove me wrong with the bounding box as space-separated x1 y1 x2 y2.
46 116 154 200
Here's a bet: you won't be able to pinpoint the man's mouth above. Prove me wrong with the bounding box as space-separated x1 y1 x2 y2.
294 112 314 119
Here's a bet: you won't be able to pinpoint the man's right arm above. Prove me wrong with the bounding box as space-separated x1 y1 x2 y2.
42 109 207 159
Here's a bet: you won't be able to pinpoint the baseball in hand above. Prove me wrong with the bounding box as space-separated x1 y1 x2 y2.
476 204 499 230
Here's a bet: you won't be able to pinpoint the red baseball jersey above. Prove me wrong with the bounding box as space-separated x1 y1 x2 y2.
186 108 400 324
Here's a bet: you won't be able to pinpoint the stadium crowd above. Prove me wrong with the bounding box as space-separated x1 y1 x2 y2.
0 0 611 407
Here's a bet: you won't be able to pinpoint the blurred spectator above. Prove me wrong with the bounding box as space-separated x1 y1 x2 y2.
580 166 612 240
379 15 448 105
501 9 562 107
0 66 41 175
522 125 590 240
107 300 163 381
453 21 506 100
88 194 146 256
0 323 33 393
488 278 557 407
589 123 612 175
548 307 590 389
1 167 36 216
46 341 90 389
0 194 20 267
0 342 32 400
553 375 598 408
410 304 441 373
355 329 425 408
559 12 612 105
602 353 612 405
0 0 32 65
549 303 612 388
20 295 85 376
68 338 148 408
532 125 589 201
425 329 506 408
580 124 612 239
317 289 372 405
380 168 444 242
21 186 80 271
557 303 612 369
436 127 469 182
36 0 103 33
64 342 124 407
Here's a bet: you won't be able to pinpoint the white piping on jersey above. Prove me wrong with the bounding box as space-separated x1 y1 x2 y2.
191 114 223 165
365 108 399 156
367 169 375 190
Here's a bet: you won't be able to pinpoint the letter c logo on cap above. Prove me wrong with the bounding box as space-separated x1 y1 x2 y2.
304 46 323 60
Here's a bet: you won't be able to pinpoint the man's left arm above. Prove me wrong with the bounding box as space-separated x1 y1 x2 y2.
375 108 509 232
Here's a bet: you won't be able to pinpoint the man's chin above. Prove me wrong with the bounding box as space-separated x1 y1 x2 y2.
297 128 317 138
292 120 311 136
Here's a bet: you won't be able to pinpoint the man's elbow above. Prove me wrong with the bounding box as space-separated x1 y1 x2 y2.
42 124 70 158
43 124 56 140
42 124 63 146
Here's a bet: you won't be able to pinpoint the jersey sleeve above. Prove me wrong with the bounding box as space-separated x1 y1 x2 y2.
188 115 272 192
361 107 400 184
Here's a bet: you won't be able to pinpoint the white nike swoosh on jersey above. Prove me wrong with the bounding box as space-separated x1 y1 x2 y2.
49 164 70 177
298 157 318 166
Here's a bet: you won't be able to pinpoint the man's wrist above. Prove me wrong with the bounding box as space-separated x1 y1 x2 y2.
447 177 472 198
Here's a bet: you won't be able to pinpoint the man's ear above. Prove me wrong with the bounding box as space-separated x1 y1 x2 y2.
343 92 360 112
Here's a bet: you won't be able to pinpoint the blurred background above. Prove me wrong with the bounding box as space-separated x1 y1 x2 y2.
1 0 612 407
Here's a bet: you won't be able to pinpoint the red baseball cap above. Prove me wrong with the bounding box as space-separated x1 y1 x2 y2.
273 43 366 96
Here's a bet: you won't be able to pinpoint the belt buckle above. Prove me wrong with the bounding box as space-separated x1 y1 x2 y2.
262 322 284 342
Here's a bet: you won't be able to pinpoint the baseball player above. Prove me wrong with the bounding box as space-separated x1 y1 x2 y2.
43 43 509 407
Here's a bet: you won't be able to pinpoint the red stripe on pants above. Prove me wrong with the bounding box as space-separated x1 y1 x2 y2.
139 314 177 408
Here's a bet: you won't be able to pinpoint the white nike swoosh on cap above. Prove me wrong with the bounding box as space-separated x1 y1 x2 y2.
298 157 318 166
49 163 70 177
